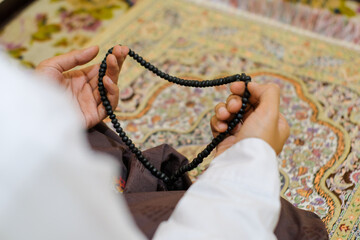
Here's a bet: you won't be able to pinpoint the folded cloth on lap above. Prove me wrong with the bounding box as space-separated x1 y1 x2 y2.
87 122 329 240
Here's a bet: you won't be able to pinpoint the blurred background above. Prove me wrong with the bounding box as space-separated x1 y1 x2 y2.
2 0 360 67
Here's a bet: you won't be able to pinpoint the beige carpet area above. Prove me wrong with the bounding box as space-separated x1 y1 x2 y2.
86 1 360 239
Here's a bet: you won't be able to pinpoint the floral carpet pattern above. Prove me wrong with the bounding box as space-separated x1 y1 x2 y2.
206 0 360 45
85 0 360 239
0 0 130 67
285 0 360 17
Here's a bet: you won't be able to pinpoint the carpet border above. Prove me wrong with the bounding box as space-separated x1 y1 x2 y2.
186 0 360 52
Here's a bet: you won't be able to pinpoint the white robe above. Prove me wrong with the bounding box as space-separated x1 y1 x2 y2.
0 53 280 240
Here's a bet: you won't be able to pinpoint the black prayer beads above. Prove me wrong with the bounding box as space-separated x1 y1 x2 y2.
98 45 251 185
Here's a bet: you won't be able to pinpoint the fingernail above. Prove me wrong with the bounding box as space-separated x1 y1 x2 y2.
83 45 97 53
248 82 257 88
217 122 227 130
228 99 237 109
218 107 227 115
122 47 129 57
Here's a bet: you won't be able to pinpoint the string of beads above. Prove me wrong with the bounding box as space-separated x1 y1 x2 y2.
97 46 251 185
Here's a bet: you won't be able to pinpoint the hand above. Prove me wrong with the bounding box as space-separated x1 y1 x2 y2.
35 45 129 129
211 81 290 156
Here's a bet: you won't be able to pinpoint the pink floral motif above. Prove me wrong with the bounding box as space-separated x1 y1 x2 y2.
2 42 23 51
351 171 360 183
35 13 47 25
312 149 321 158
60 11 101 32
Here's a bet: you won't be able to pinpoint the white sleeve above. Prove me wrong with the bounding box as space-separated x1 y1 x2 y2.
154 138 280 240
0 53 146 240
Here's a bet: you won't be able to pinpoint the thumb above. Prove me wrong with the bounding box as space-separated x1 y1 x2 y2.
37 46 99 73
248 82 280 115
276 113 290 154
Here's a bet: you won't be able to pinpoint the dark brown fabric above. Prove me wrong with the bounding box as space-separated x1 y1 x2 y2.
274 198 329 240
87 122 192 192
87 122 129 180
124 191 185 238
87 122 329 240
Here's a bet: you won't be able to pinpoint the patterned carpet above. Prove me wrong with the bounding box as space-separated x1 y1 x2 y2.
220 0 360 17
0 0 131 67
1 0 360 239
86 0 360 239
203 0 360 45
1 0 360 67
285 0 360 16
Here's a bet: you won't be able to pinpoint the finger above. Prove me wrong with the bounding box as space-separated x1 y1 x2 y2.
71 64 101 91
210 115 228 136
231 81 279 111
113 45 129 69
76 84 99 128
87 46 129 90
103 75 119 110
97 104 107 125
215 102 231 121
229 121 242 134
233 82 280 121
93 88 101 104
278 113 290 145
228 82 255 119
229 81 245 95
95 78 119 123
96 79 118 123
105 46 129 84
37 46 99 73
248 82 280 117
112 45 123 64
226 94 242 114
105 54 120 84
89 70 101 90
93 46 128 117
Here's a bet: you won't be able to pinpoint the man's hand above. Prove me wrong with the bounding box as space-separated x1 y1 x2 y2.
36 45 128 129
211 81 290 156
